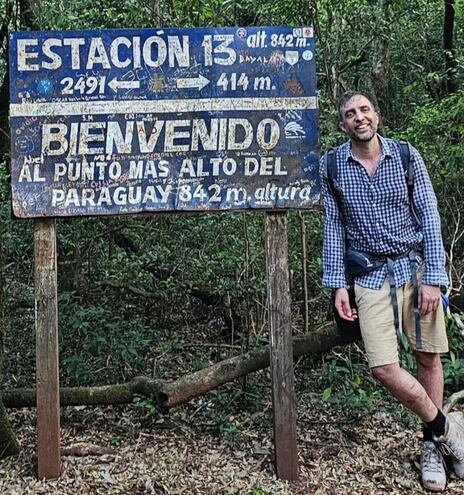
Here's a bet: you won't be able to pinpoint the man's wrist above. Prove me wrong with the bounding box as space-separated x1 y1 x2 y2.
422 269 449 287
322 276 348 288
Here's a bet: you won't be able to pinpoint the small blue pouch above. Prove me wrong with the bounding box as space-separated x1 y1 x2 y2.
345 247 384 277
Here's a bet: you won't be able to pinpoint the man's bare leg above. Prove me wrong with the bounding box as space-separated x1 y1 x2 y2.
371 362 437 421
415 351 444 409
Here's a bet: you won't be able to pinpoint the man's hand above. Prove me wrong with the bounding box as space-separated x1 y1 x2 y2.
420 284 441 316
334 288 358 321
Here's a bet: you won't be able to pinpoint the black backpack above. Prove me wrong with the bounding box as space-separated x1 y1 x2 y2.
323 140 415 335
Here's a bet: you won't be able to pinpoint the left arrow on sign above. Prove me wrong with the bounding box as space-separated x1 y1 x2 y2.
108 78 141 92
176 75 210 90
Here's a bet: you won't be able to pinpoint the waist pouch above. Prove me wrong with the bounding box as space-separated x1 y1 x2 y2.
345 247 385 277
343 246 424 350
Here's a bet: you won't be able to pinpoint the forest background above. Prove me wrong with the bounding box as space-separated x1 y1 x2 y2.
0 0 463 487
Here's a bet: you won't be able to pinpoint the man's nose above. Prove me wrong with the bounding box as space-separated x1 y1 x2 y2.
354 111 364 121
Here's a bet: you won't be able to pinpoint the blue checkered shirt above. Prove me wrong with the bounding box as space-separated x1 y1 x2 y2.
320 136 448 290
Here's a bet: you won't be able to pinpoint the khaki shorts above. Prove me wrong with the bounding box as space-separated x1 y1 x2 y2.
354 274 448 368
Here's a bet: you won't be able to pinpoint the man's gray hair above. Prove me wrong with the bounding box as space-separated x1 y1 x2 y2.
337 91 378 120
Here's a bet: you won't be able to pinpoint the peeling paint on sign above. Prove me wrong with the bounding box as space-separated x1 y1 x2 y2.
9 26 319 218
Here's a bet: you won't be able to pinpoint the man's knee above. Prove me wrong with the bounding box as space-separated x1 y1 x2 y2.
415 351 442 370
371 362 399 384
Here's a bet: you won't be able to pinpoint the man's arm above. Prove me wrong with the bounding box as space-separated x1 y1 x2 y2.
319 156 347 289
319 157 357 321
410 147 448 314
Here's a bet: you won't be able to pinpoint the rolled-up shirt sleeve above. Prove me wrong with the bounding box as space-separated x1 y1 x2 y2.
319 157 348 288
411 148 449 287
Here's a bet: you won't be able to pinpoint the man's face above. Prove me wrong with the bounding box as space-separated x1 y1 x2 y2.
339 95 379 142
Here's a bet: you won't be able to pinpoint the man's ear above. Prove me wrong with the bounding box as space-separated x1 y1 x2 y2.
339 121 347 134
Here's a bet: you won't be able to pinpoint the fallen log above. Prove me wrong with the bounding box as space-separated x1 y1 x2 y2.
444 390 464 413
3 322 360 411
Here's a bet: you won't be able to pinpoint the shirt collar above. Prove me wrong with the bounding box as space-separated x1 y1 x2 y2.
346 134 393 163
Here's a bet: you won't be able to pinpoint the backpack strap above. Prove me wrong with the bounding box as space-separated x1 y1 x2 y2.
324 147 345 223
397 140 419 222
397 140 422 348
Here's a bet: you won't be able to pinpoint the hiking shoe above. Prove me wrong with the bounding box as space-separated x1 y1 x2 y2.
434 411 464 478
420 441 446 492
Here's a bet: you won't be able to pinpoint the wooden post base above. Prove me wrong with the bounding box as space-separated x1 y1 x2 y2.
265 212 299 480
35 219 60 479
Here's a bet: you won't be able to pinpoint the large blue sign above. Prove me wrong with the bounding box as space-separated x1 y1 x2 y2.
9 27 319 218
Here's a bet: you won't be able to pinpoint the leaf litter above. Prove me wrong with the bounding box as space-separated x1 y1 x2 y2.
1 383 464 493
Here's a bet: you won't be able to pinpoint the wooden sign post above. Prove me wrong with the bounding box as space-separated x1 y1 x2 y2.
34 219 60 479
265 211 299 480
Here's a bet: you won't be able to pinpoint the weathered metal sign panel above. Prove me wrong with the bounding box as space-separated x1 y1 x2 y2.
9 26 319 218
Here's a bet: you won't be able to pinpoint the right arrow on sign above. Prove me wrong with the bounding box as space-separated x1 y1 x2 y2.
176 74 210 90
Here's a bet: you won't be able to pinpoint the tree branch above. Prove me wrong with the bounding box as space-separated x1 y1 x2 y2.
2 323 360 411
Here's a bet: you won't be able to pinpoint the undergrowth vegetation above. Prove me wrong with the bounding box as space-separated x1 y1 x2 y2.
0 0 463 438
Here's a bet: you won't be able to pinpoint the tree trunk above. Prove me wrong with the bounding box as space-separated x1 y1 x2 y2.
443 0 459 94
3 323 360 411
371 0 392 125
18 0 41 30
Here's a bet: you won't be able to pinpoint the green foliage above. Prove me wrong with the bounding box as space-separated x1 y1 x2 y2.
317 346 383 413
59 292 154 386
109 435 122 445
31 0 314 30
399 339 417 375
133 395 160 417
401 91 464 260
37 0 159 30
442 313 464 392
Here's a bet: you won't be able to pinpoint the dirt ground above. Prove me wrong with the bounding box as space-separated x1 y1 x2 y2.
1 387 464 495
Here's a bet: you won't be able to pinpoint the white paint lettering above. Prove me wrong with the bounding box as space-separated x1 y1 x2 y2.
164 120 190 152
168 36 189 67
110 37 132 68
41 123 68 156
18 163 32 182
52 189 65 206
86 38 111 69
79 122 106 155
106 121 134 154
17 39 39 71
257 119 280 149
63 38 86 69
42 38 62 69
228 118 253 150
136 120 164 153
143 36 167 68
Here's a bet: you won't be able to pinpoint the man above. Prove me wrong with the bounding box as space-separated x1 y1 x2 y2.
320 90 464 492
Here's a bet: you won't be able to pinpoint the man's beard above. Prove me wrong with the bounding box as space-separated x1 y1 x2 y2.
349 125 377 142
